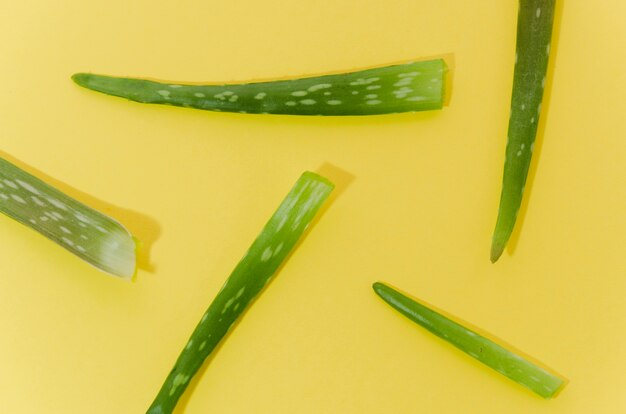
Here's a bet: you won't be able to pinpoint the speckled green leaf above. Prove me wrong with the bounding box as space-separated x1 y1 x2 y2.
0 158 136 279
73 59 446 116
491 0 556 262
147 172 334 414
373 282 565 399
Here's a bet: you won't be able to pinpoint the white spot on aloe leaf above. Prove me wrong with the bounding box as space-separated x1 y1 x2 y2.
291 91 307 97
536 8 541 17
45 211 58 221
308 83 331 92
157 90 171 98
222 297 235 314
169 85 182 88
194 92 205 98
351 91 359 95
546 43 551 56
228 95 239 102
300 99 316 105
185 340 193 350
16 179 40 195
349 77 379 86
47 198 67 210
273 242 284 256
254 92 266 100
76 245 86 253
236 287 246 298
326 100 341 105
366 85 381 90
366 100 381 105
261 246 273 262
11 194 26 204
365 94 378 99
323 91 332 96
62 237 74 246
169 374 190 396
285 101 297 106
0 194 8 200
3 179 18 189
199 341 207 351
60 226 72 234
406 96 427 101
398 72 420 78
275 215 288 232
31 196 46 206
75 213 91 224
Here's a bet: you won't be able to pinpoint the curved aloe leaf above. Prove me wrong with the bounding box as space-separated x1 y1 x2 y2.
147 172 334 414
73 59 447 116
0 158 136 279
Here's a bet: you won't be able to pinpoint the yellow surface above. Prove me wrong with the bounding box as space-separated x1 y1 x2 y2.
0 1 624 413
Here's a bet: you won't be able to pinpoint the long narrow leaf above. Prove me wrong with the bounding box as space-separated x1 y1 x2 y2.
73 59 447 116
491 0 556 262
147 172 334 414
373 282 565 399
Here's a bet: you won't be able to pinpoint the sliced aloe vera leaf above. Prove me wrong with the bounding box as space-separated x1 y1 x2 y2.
73 59 447 116
0 158 136 279
147 171 334 414
491 0 556 262
373 282 565 399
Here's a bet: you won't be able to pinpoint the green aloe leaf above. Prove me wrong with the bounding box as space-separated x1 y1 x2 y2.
491 0 556 262
0 157 136 279
373 282 565 399
73 59 447 116
147 171 334 414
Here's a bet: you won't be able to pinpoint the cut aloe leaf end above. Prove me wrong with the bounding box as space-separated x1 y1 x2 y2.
0 158 137 279
373 282 565 399
73 58 447 116
146 171 334 414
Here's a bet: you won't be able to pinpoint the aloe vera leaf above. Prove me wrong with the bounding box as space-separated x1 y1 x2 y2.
147 172 334 414
0 157 136 279
373 282 565 399
73 59 446 116
491 0 556 262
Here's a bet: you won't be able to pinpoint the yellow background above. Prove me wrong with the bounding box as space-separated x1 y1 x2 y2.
1 1 624 413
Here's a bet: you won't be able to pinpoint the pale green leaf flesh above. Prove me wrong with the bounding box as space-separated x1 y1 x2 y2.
0 158 136 279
